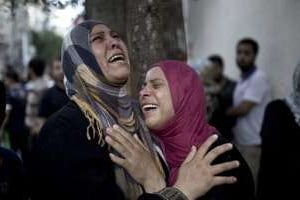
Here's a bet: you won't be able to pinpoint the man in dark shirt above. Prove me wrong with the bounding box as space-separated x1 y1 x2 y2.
207 55 236 141
39 57 68 119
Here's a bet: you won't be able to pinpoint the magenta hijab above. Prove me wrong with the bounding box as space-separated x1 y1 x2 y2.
150 60 217 185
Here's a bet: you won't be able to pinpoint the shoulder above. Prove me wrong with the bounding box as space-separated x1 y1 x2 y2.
265 99 290 115
38 101 87 145
252 69 269 82
0 147 21 165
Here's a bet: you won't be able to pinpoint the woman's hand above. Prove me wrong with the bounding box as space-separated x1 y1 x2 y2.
105 124 166 193
174 135 239 200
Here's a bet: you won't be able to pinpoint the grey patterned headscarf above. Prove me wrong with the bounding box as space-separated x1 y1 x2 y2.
61 20 161 199
285 62 300 127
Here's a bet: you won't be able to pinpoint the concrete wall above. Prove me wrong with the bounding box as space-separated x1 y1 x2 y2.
187 0 300 98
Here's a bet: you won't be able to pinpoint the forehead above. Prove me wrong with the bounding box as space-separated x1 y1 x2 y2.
237 43 254 52
90 24 111 35
146 66 166 81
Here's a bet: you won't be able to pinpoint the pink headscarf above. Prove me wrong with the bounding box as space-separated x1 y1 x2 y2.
150 60 217 185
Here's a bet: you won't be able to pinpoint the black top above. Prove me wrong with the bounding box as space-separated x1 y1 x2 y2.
0 147 24 200
39 85 69 118
30 100 254 200
30 101 125 200
140 136 255 200
5 84 26 134
257 100 300 200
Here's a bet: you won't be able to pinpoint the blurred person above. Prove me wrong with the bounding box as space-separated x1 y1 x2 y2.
227 38 272 185
38 57 68 121
0 80 25 200
199 60 219 120
257 62 300 199
106 60 255 200
3 69 27 158
208 55 236 141
30 20 242 200
25 57 48 136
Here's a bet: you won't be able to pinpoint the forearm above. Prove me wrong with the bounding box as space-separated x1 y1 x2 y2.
227 101 256 117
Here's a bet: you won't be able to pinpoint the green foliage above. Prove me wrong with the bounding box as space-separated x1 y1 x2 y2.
31 30 62 64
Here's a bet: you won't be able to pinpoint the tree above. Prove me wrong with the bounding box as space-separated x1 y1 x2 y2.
85 0 186 97
31 30 62 64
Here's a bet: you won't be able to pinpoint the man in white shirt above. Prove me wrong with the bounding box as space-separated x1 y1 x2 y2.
227 38 272 186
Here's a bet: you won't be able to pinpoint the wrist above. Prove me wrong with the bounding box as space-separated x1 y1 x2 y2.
173 184 195 200
143 175 166 193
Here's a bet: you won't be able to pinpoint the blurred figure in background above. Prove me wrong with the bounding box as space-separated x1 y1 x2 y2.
257 62 300 200
0 80 25 200
227 38 272 186
199 59 219 121
3 69 27 158
208 55 236 141
25 58 48 147
38 56 68 122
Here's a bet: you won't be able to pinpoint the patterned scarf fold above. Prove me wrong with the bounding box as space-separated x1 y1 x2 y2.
61 20 163 199
285 61 300 127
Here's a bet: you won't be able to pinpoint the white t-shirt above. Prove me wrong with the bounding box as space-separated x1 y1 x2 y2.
233 69 272 145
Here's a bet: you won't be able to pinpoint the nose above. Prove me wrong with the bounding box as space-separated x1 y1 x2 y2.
139 85 150 98
108 36 119 49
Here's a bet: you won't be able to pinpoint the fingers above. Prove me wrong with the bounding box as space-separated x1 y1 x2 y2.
212 176 237 186
112 125 136 146
211 160 240 175
182 146 197 164
105 135 131 158
109 153 127 168
106 126 134 152
196 134 218 159
133 134 148 151
205 143 233 164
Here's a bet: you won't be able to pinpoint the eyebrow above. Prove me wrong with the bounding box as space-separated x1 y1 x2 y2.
149 78 165 83
90 31 105 38
90 30 118 37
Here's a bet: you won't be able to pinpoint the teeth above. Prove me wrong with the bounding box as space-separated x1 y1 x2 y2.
109 54 125 62
142 104 157 111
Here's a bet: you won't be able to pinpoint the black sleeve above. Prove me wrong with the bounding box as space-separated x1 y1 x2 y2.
200 136 255 200
29 109 124 200
38 90 51 118
138 187 188 200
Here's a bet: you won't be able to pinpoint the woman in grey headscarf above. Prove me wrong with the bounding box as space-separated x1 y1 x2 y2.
257 62 300 200
29 20 238 200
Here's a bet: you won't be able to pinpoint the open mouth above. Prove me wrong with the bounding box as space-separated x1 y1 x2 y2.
142 104 158 112
108 53 126 63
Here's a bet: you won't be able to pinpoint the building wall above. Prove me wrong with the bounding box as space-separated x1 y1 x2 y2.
187 0 300 98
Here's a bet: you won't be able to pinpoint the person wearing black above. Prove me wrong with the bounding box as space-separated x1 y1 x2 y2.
29 21 241 200
0 80 25 200
3 70 27 158
39 57 68 119
207 55 236 141
257 62 300 200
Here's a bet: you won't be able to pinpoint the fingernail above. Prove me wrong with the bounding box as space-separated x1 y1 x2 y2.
212 134 218 139
113 124 119 129
106 128 112 134
235 161 240 167
227 143 233 148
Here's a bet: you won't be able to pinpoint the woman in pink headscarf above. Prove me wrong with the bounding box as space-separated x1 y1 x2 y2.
106 60 255 200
